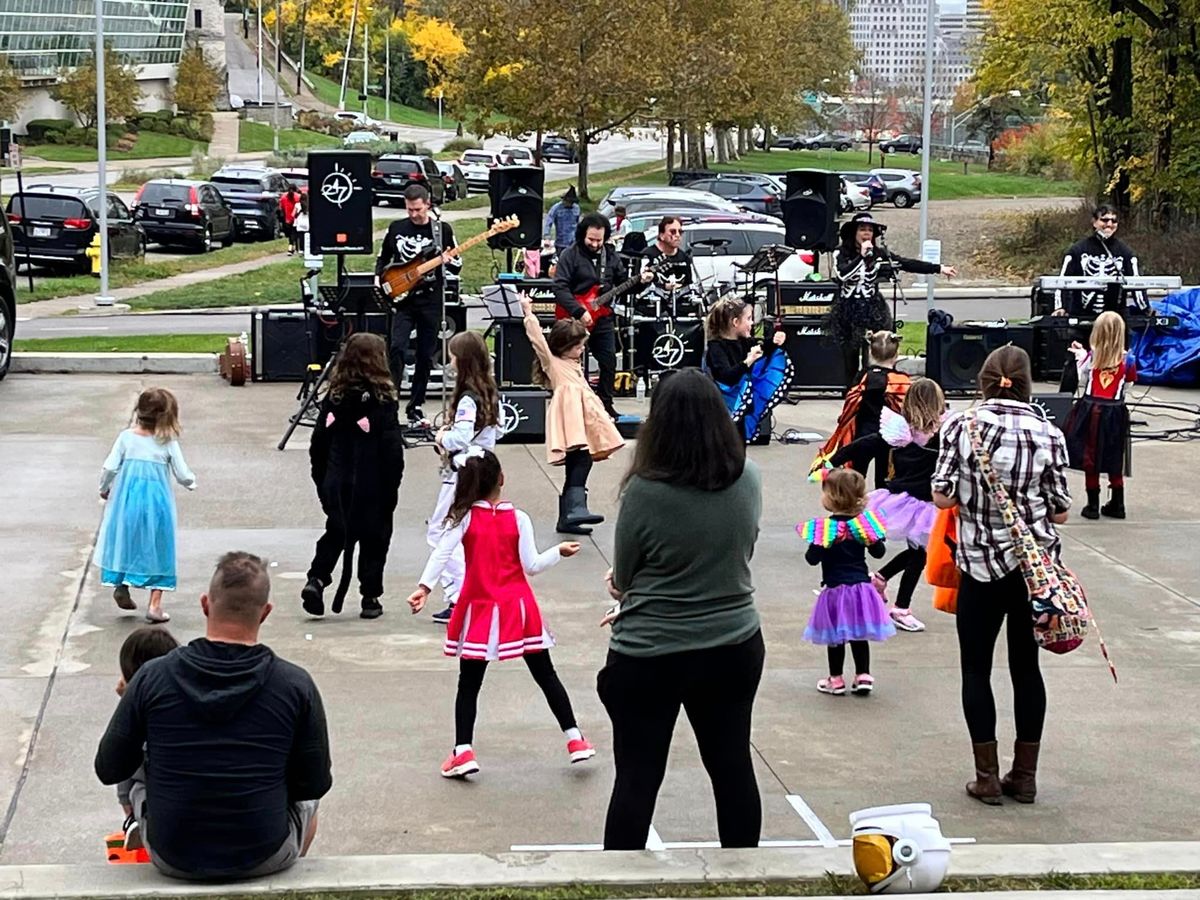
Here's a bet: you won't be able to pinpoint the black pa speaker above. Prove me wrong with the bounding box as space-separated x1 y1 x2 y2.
1030 392 1074 429
783 169 839 252
634 320 705 375
766 317 847 390
251 308 311 382
926 323 1034 393
307 150 374 254
489 166 544 250
497 388 549 443
494 318 544 387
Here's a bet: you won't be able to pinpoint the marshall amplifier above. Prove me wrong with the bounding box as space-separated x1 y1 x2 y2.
765 316 846 391
497 388 549 443
512 277 559 322
764 280 837 317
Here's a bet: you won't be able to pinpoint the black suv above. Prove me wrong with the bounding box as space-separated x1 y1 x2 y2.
210 166 288 241
371 154 445 205
880 134 923 155
806 132 854 151
5 186 145 273
540 135 577 163
133 179 237 252
0 203 15 380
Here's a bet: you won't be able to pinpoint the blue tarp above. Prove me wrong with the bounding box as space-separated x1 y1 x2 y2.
1130 288 1200 387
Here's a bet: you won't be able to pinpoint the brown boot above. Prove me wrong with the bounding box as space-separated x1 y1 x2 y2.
967 741 1003 805
1000 740 1040 804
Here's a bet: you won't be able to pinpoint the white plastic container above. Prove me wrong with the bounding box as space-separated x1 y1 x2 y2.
849 802 951 894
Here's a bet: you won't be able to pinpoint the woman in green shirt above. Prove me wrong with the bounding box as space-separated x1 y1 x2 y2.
599 368 765 850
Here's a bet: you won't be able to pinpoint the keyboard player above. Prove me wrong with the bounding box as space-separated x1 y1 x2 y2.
1054 205 1145 316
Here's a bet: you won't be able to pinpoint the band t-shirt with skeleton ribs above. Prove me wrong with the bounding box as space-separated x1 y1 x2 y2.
641 244 693 291
1054 232 1144 315
374 218 461 305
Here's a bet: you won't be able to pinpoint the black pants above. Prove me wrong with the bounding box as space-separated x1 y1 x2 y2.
587 320 617 412
597 630 765 850
389 300 440 408
455 652 577 745
307 509 395 599
564 448 593 490
878 546 927 610
956 569 1046 743
827 640 870 676
840 339 865 389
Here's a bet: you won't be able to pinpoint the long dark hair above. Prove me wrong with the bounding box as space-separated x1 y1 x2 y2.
447 449 503 525
448 331 498 428
532 318 588 389
621 368 745 492
330 333 396 402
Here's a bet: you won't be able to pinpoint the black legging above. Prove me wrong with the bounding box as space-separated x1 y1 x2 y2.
878 546 927 610
564 448 593 490
956 569 1046 743
598 630 764 850
828 640 870 676
455 652 577 745
841 339 865 388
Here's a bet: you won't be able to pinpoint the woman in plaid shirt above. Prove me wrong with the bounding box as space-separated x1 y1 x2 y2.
931 346 1071 806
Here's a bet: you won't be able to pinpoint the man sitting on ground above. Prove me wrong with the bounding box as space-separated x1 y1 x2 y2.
95 552 332 880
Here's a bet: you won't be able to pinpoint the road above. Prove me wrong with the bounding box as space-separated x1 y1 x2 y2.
225 11 287 108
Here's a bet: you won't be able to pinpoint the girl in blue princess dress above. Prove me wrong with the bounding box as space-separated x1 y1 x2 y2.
96 388 196 624
800 467 894 696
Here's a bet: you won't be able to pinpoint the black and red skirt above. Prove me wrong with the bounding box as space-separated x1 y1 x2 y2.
1064 396 1129 473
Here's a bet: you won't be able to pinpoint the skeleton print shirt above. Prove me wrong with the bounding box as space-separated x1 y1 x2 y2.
1054 233 1143 315
375 218 461 304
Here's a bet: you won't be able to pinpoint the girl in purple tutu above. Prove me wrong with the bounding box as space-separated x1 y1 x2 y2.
800 468 894 696
825 378 945 633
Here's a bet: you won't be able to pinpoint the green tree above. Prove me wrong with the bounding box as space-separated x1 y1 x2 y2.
171 42 221 114
52 46 142 128
0 54 23 124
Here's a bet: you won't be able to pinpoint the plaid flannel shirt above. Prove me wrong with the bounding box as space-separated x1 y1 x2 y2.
931 399 1071 582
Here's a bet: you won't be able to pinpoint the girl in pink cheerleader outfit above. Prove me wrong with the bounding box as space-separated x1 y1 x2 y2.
408 447 597 778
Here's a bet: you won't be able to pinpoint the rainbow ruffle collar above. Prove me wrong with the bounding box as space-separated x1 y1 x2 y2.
797 512 887 547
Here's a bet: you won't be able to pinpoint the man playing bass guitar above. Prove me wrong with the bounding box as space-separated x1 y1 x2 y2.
552 212 652 419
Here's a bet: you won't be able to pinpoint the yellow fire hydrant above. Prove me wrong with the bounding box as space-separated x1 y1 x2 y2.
86 234 103 276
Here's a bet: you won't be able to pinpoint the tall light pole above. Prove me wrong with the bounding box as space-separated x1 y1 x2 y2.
273 0 280 152
94 0 112 306
256 0 263 104
918 0 937 312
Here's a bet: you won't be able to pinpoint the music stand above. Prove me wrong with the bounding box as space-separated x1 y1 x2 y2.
481 281 527 321
735 243 795 318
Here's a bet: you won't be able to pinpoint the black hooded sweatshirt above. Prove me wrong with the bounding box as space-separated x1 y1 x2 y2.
95 639 332 879
552 217 628 322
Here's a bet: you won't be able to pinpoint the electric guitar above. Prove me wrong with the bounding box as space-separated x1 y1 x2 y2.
555 258 668 329
380 215 518 300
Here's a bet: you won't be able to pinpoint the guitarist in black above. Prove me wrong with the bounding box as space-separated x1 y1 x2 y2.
552 212 652 418
375 184 461 423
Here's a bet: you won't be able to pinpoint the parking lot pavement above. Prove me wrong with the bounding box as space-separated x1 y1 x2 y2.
0 373 1196 863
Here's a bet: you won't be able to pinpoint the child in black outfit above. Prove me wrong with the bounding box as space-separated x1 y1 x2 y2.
704 297 792 442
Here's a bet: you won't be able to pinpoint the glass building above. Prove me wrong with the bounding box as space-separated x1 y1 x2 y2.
0 0 190 79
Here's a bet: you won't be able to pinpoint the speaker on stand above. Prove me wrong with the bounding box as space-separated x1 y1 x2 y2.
782 169 840 262
306 151 375 255
488 166 545 253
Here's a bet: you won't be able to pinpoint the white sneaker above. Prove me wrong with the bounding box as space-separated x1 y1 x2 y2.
890 608 926 632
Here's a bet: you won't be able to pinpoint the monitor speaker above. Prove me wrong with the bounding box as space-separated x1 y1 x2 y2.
306 150 374 255
488 166 544 250
765 317 847 390
926 323 1034 393
783 169 839 251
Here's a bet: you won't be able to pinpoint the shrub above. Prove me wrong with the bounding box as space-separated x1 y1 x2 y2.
24 118 73 143
441 136 481 154
265 151 310 168
296 110 355 137
189 149 226 179
120 167 185 185
993 123 1076 181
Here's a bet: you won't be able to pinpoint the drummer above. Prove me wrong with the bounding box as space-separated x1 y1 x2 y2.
641 216 695 294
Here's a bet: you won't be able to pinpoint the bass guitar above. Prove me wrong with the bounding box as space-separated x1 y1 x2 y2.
380 215 518 301
555 258 668 329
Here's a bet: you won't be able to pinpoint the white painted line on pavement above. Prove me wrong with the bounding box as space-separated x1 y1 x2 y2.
645 824 666 851
34 326 110 332
510 842 604 852
786 794 838 848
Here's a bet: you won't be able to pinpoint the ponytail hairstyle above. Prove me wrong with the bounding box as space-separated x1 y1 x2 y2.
705 296 750 340
448 331 499 428
868 330 902 365
1089 311 1126 371
532 318 588 389
901 377 945 436
446 449 504 526
978 344 1033 402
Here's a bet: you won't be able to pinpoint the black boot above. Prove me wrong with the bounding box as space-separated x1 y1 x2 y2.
301 578 325 617
1081 488 1101 520
574 487 604 525
1100 485 1126 519
556 489 593 535
360 597 384 620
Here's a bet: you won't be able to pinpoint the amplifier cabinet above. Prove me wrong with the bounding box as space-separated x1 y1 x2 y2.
765 316 846 391
926 323 1034 394
764 281 837 317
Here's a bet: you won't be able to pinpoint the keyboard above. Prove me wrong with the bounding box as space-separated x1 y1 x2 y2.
1037 275 1182 291
1030 314 1180 329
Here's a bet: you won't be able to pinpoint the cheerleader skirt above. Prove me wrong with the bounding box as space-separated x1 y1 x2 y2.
1064 397 1129 473
444 594 555 661
95 459 178 591
803 582 896 645
867 489 938 548
717 350 795 442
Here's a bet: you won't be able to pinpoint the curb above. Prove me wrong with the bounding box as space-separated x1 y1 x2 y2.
12 353 218 375
0 842 1196 899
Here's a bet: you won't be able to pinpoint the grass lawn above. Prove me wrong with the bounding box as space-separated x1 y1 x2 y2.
0 165 71 176
126 257 305 310
444 160 670 212
238 120 342 153
14 333 229 354
306 72 447 129
16 239 289 304
24 130 203 163
344 217 495 294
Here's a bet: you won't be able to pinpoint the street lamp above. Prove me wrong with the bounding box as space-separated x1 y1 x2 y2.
94 0 112 306
918 0 936 312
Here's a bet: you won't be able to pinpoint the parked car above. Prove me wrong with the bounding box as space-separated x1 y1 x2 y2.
371 154 445 205
760 134 807 150
807 132 854 151
639 221 815 287
4 186 145 272
437 161 469 202
458 149 505 193
132 179 237 252
870 168 923 208
841 178 872 212
679 175 783 218
880 134 923 155
210 166 288 240
839 170 888 206
0 203 15 380
500 146 536 166
277 168 310 193
343 130 379 147
954 139 989 155
334 110 377 127
540 135 577 163
597 187 745 221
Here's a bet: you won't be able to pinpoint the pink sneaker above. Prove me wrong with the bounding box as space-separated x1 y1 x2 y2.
890 608 926 632
817 675 846 695
567 737 596 763
440 748 480 778
851 673 875 695
871 572 889 601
